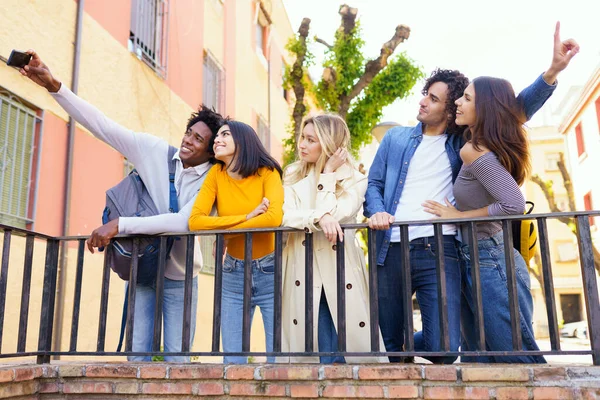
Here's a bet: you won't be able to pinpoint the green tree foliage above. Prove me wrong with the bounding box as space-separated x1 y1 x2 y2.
283 4 424 162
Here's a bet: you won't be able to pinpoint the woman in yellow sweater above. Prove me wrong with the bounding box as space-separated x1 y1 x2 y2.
189 120 283 364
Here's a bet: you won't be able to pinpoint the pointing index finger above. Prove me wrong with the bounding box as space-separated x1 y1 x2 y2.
554 21 561 46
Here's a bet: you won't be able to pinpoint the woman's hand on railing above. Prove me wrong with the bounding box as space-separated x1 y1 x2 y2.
86 219 119 253
318 213 344 244
246 197 270 220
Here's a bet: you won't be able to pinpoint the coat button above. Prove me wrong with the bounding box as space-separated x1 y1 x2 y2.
302 240 306 246
346 283 352 289
359 321 365 327
304 227 310 233
293 319 298 325
295 280 301 286
317 184 323 190
332 244 337 251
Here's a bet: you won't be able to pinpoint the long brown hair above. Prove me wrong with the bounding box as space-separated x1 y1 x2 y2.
466 77 531 186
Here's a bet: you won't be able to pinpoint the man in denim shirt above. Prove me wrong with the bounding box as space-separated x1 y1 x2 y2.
364 24 579 363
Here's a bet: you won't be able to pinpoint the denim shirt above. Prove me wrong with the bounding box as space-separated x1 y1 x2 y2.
364 73 556 266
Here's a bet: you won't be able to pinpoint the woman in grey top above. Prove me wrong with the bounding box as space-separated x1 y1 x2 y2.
423 77 545 363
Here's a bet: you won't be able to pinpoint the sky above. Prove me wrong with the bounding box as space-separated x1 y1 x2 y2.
281 0 600 127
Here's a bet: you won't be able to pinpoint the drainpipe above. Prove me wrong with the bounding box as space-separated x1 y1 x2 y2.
53 0 85 359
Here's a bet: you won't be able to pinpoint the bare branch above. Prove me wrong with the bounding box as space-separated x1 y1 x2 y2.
557 152 576 211
530 174 574 227
315 37 333 50
338 24 411 117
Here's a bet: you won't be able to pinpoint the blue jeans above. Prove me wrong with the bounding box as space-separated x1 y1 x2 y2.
378 235 461 364
221 252 275 364
128 276 198 362
318 290 346 364
459 231 546 363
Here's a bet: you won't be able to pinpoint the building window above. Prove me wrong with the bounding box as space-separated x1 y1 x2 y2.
584 191 594 226
129 0 170 78
0 89 41 229
544 152 560 171
575 122 585 158
257 115 270 149
255 2 271 58
203 51 224 113
556 241 578 262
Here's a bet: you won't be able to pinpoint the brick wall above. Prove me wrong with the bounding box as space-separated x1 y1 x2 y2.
1 363 600 399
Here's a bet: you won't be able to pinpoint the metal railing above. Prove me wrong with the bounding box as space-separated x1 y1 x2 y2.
0 211 599 364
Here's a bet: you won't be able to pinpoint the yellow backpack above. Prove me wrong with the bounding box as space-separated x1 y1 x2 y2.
512 201 537 266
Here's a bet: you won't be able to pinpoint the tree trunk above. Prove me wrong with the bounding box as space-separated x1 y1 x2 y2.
290 18 311 156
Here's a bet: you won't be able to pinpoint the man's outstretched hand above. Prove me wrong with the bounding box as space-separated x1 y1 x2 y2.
543 21 580 85
18 49 61 92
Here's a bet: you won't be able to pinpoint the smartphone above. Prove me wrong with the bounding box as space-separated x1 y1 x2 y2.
6 50 32 69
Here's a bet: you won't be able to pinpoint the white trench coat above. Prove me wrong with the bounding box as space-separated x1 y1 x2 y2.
280 164 387 363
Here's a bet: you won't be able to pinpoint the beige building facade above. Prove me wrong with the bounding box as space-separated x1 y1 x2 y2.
0 0 295 361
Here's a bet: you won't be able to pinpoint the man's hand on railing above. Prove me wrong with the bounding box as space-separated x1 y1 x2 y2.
86 219 119 253
246 197 269 220
318 213 344 244
368 212 395 230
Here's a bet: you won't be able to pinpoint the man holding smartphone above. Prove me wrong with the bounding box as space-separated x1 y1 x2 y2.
21 50 224 362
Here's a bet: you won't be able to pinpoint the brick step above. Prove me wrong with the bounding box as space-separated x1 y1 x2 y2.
1 363 600 399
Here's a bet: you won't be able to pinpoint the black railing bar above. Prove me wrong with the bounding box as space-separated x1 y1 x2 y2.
537 217 561 351
502 220 522 351
8 210 600 242
0 230 12 349
575 215 600 366
336 234 347 352
211 234 224 353
16 349 598 358
0 224 54 240
367 228 379 352
273 231 283 353
124 238 140 352
467 221 486 351
400 225 414 351
433 224 450 352
241 233 253 352
17 235 35 353
304 232 314 352
96 246 112 352
181 235 195 352
68 239 86 352
152 237 168 352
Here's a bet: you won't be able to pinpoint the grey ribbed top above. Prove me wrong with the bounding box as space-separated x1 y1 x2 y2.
454 152 526 240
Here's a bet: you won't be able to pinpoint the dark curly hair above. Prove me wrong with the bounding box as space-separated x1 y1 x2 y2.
421 69 469 135
186 105 226 156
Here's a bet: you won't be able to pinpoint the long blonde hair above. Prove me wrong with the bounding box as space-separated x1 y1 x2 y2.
284 113 354 186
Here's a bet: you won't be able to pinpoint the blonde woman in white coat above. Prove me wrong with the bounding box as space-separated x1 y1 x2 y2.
282 114 386 364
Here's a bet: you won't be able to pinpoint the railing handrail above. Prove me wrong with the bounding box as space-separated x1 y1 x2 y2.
4 209 599 241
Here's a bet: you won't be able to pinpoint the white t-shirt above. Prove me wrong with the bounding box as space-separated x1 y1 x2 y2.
391 133 457 242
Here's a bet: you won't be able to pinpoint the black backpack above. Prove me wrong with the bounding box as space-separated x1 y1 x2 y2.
100 146 179 285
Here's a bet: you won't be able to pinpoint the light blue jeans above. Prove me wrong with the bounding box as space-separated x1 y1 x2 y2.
128 276 198 362
318 290 345 364
459 231 546 363
221 252 275 364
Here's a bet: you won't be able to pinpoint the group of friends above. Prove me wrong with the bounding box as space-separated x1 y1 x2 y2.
19 22 579 364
